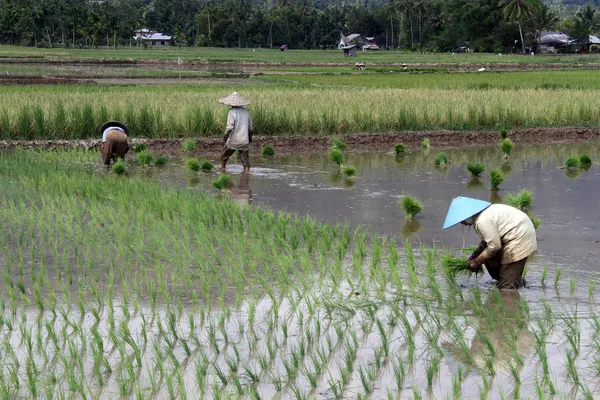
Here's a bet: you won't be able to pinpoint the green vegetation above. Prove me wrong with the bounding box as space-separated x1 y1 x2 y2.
466 162 485 177
343 165 357 178
579 154 592 166
331 137 348 151
490 170 504 191
421 138 431 149
137 149 154 167
505 189 533 211
186 157 201 172
395 143 407 156
500 129 508 139
261 144 275 156
329 149 344 168
564 157 579 169
434 152 449 166
112 158 125 174
182 139 197 152
441 255 471 279
201 160 214 172
133 143 148 153
500 138 514 159
154 155 169 166
400 195 423 220
212 174 231 190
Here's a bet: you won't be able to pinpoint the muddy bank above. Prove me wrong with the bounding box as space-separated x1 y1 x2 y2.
1 126 599 155
0 76 94 85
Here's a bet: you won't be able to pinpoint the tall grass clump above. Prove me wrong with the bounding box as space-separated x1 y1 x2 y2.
329 149 344 169
137 150 154 167
466 162 485 177
112 158 126 174
564 157 579 169
394 143 407 156
500 138 514 159
212 174 231 191
262 145 275 156
400 195 423 220
434 152 448 166
187 158 201 172
182 139 197 152
579 154 592 166
505 189 533 211
489 170 504 191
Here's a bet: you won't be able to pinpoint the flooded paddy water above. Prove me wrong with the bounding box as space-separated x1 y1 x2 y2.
1 142 600 399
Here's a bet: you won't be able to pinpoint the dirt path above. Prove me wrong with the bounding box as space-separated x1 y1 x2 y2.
1 127 599 156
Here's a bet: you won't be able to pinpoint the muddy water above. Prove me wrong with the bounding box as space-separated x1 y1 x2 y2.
133 142 600 272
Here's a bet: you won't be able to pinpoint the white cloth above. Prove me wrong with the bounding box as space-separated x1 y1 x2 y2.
473 204 537 264
225 107 253 151
102 127 124 143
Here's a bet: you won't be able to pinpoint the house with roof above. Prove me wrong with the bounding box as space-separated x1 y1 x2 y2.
134 29 172 46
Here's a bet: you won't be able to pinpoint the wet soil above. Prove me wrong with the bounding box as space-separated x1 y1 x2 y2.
0 75 94 85
2 126 600 155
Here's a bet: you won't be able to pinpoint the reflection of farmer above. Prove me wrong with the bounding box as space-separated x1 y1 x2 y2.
219 92 253 172
443 197 537 289
230 172 253 206
100 121 130 165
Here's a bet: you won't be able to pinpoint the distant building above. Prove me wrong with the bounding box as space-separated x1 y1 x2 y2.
134 29 172 46
539 31 570 53
362 37 379 51
343 45 357 57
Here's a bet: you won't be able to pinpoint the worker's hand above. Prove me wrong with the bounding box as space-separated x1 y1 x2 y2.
468 260 482 274
466 256 473 263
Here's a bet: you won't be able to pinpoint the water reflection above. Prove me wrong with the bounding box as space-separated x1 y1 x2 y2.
490 190 503 204
466 177 484 190
401 219 422 238
229 172 253 206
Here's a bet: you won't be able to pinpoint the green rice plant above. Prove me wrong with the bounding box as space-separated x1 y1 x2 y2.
489 169 504 191
554 267 561 289
400 195 423 220
579 154 592 166
133 143 148 153
329 149 344 168
500 138 514 160
564 157 579 169
343 165 357 178
137 149 154 167
154 155 168 166
182 139 197 152
186 158 201 172
394 143 407 155
212 174 231 191
425 357 440 387
441 254 471 279
421 138 430 149
262 144 275 156
467 162 485 177
331 137 348 151
500 128 508 139
201 160 214 172
528 212 541 230
434 152 449 166
504 189 533 211
112 158 126 174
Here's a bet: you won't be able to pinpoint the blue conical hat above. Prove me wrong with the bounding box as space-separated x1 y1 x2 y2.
442 196 491 230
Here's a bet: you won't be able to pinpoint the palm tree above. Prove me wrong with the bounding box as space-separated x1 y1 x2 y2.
500 0 532 54
530 2 559 51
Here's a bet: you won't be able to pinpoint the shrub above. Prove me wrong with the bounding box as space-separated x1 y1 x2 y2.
394 143 407 156
434 152 448 166
212 174 231 191
500 138 514 159
182 139 197 152
343 165 357 178
421 138 431 149
201 161 214 172
112 158 125 174
466 162 485 177
505 189 533 211
329 149 344 167
400 195 423 220
489 169 504 191
579 154 592 166
331 137 348 151
261 145 275 156
133 143 148 153
137 150 154 167
564 157 579 169
154 156 168 166
186 158 201 172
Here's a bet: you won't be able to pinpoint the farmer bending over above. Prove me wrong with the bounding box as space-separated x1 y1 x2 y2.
219 92 253 172
442 196 537 289
100 121 130 165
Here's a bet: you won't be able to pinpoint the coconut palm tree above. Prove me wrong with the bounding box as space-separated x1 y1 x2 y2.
530 2 559 51
500 0 533 54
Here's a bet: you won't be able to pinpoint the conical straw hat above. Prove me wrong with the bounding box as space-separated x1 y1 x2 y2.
442 196 491 230
219 92 250 107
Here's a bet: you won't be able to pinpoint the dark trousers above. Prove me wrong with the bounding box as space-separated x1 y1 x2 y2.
484 254 528 290
221 147 250 169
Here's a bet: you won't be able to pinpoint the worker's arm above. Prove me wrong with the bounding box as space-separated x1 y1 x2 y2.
224 110 235 141
473 219 501 264
467 240 487 262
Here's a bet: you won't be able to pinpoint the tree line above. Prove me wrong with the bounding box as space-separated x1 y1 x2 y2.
0 0 598 52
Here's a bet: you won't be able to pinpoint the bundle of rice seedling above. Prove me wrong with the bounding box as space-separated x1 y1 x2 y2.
201 161 214 172
400 195 423 220
564 157 579 169
154 155 168 166
489 169 504 191
329 149 344 167
441 254 471 279
466 162 485 177
505 189 533 211
500 128 508 139
500 138 514 159
331 137 348 151
137 150 154 167
434 152 448 166
112 158 125 174
343 165 357 178
133 143 148 153
261 145 275 156
394 143 407 156
421 138 431 149
212 174 231 191
579 154 592 166
186 158 201 172
182 139 197 152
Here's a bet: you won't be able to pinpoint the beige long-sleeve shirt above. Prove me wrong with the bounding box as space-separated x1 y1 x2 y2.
225 107 253 151
473 204 537 264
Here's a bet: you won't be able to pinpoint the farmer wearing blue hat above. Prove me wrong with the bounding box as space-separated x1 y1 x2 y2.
443 196 537 289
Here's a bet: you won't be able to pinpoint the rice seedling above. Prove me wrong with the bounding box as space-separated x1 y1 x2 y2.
400 195 423 220
421 138 430 149
133 143 148 153
564 157 579 169
441 254 471 279
434 152 449 166
500 138 514 159
343 165 357 179
489 169 504 191
112 158 126 174
186 158 201 172
579 154 592 166
500 128 508 139
137 149 154 167
331 137 348 151
554 267 561 289
504 189 533 211
329 149 344 169
154 155 169 166
467 162 485 177
182 139 197 152
395 143 407 156
261 144 275 156
201 160 214 172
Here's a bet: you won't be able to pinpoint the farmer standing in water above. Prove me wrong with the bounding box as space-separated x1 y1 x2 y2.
443 196 537 289
100 121 130 165
219 92 253 172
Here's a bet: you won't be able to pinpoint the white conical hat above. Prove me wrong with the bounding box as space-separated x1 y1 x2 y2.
219 92 250 107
